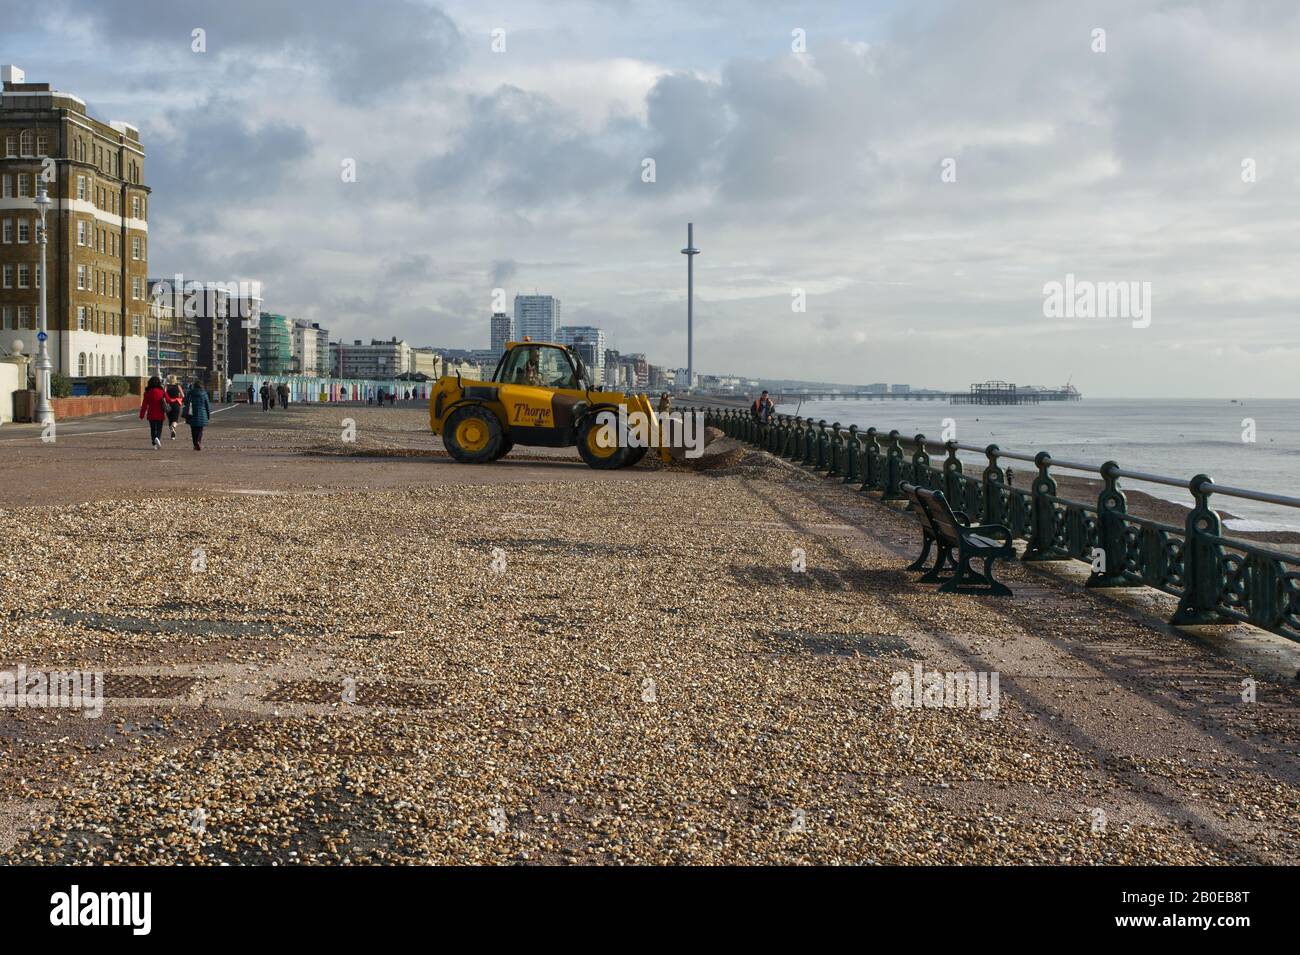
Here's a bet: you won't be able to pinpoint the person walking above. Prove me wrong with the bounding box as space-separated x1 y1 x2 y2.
658 392 672 414
260 382 271 412
247 383 255 406
182 378 211 451
164 375 184 440
139 375 169 450
278 382 289 410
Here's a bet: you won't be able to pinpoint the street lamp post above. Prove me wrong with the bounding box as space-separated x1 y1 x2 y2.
152 287 163 380
33 181 54 425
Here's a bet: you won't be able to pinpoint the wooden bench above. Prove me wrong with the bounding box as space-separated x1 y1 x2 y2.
905 483 1016 596
901 481 970 574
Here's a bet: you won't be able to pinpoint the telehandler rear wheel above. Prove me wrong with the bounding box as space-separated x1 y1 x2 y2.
491 437 514 461
622 447 648 467
444 405 503 464
576 416 629 469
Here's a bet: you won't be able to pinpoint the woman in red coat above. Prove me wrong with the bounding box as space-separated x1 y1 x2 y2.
139 375 169 449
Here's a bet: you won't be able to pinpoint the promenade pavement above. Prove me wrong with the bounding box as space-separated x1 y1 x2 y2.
1 405 1297 863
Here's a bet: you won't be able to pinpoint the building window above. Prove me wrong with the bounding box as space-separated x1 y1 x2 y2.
132 196 141 219
132 277 142 300
132 236 141 260
77 220 87 246
1 175 10 197
1 265 10 288
78 353 87 377
1 307 10 329
132 314 141 336
77 266 87 290
17 220 29 243
17 174 30 198
77 176 87 200
35 265 41 289
17 265 29 289
20 130 34 156
36 133 49 156
1 220 10 243
18 306 31 329
77 307 86 330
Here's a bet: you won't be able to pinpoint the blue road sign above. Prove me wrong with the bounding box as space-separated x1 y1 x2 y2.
37 331 47 342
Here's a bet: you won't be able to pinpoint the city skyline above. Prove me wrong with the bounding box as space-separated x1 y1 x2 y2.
4 2 1299 396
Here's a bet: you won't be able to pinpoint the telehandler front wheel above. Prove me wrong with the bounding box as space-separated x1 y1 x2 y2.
576 415 629 470
444 406 504 464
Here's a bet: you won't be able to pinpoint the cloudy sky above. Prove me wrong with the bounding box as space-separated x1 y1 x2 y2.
5 0 1298 396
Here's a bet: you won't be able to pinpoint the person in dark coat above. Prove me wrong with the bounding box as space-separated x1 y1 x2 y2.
164 375 184 440
182 379 212 451
247 384 255 405
260 382 271 411
139 375 168 449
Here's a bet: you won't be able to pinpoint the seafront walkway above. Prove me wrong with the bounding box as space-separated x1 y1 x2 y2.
1 404 1298 863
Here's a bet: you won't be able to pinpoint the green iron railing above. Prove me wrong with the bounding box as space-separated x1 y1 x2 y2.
691 406 1300 644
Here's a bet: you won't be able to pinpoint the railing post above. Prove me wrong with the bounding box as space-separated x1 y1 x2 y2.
1171 474 1225 626
943 441 963 502
828 422 841 475
861 427 881 492
1087 460 1139 587
882 430 905 501
981 444 1005 524
1023 452 1068 561
911 434 930 488
843 425 859 483
813 420 828 469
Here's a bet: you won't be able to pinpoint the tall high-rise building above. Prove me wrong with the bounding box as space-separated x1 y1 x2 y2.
555 325 606 384
1 65 151 378
513 294 559 342
490 311 512 353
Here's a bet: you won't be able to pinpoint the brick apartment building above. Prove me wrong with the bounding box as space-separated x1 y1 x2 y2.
0 65 151 379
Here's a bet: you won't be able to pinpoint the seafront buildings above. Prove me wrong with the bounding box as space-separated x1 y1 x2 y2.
1 65 151 378
490 311 512 354
555 325 606 384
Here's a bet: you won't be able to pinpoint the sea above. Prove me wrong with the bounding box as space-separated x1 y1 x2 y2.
772 398 1300 532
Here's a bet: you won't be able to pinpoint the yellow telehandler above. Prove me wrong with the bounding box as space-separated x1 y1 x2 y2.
428 339 674 468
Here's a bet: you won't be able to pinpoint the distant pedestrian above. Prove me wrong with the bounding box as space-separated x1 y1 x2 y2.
658 392 672 414
247 384 255 406
164 375 184 440
183 379 211 451
751 390 772 424
277 383 289 410
260 382 271 411
139 375 169 450
388 391 396 406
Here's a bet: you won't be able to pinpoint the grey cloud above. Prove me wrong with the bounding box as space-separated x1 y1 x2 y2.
415 86 629 206
490 259 518 287
143 102 312 218
47 0 461 102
